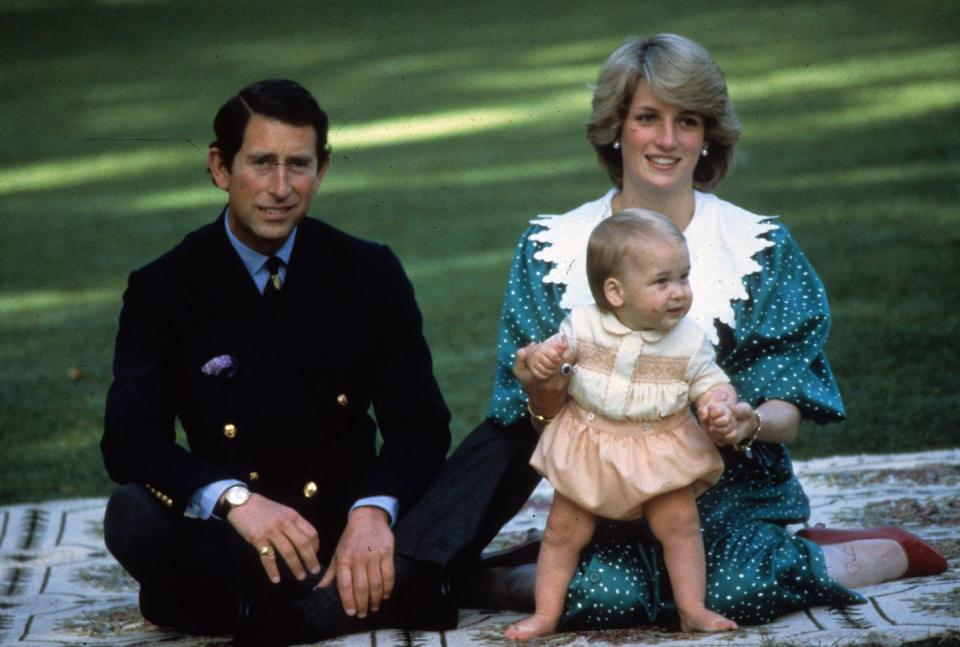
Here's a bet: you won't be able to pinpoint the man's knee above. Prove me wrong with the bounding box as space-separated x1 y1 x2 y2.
103 483 173 572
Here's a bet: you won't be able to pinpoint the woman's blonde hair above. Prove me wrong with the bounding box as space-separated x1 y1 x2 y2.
587 209 686 311
586 34 741 191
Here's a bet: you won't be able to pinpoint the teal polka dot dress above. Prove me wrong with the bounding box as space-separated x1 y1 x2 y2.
486 192 864 628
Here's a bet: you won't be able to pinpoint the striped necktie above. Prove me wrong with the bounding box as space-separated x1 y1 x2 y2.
263 256 283 298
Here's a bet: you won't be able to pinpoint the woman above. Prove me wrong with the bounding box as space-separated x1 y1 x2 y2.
485 34 946 630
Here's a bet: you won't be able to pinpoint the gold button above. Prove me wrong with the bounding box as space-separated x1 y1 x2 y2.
223 424 237 439
336 394 348 407
163 497 173 508
248 471 260 482
303 481 318 498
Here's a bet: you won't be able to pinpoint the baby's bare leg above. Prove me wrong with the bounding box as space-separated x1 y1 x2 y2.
504 492 595 640
644 487 737 632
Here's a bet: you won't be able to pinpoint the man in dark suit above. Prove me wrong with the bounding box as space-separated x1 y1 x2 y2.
102 79 540 645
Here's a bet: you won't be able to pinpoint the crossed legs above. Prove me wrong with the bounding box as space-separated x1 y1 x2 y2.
104 417 542 642
103 483 297 635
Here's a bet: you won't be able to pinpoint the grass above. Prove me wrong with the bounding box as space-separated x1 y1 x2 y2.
1 0 958 503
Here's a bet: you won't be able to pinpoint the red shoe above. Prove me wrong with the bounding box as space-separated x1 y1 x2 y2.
796 525 948 577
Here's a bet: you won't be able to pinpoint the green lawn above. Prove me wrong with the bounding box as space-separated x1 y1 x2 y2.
1 0 958 503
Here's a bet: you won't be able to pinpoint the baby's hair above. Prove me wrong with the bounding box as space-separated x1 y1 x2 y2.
587 209 686 310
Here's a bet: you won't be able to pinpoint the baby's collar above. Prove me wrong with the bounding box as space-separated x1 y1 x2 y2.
599 310 667 342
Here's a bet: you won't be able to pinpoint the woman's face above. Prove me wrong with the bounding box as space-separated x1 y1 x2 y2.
619 80 705 196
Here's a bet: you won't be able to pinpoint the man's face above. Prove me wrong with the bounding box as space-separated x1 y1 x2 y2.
209 113 328 255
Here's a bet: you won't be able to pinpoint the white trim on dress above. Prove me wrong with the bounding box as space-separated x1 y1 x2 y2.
528 190 779 344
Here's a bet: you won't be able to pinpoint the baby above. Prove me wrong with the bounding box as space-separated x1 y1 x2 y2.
506 209 739 640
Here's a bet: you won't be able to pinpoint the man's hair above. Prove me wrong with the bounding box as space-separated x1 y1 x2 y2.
210 79 331 171
587 208 687 311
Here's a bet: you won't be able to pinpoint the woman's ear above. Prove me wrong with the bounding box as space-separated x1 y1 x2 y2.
604 277 624 308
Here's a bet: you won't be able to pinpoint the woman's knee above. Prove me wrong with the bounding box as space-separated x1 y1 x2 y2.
645 493 701 542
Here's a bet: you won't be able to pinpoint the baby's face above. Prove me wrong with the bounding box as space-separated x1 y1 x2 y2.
613 237 692 331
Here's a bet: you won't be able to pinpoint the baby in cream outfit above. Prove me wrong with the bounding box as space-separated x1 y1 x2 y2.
507 209 739 640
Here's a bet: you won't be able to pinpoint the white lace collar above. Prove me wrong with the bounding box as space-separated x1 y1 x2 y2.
529 190 779 344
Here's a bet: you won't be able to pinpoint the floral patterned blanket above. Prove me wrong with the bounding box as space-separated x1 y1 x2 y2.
2 449 957 646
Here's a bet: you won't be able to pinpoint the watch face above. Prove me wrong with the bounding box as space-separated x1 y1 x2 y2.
226 486 250 507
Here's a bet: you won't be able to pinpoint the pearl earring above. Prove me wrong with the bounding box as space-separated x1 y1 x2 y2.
700 145 709 157
613 141 621 150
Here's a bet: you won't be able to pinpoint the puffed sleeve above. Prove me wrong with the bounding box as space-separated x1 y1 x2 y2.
718 223 845 424
486 226 568 425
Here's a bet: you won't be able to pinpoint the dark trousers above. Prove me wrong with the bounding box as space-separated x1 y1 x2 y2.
103 416 540 635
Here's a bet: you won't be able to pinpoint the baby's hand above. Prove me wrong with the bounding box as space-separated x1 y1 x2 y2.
701 402 737 446
526 335 567 381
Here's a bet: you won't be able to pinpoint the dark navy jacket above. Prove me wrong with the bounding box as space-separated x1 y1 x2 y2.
102 213 451 561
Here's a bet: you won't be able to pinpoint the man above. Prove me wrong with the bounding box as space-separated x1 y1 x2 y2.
102 79 540 645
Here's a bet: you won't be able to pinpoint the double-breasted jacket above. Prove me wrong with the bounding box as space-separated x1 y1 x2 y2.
102 214 451 560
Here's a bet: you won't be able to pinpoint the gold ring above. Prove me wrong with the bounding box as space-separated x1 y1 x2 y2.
258 545 275 558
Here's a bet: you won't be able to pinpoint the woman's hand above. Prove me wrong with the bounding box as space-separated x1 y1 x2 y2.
514 339 574 429
703 399 802 447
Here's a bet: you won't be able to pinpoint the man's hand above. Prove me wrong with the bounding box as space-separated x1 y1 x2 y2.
226 493 321 584
317 506 394 618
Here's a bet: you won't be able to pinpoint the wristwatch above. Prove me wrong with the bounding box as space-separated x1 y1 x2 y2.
215 484 251 518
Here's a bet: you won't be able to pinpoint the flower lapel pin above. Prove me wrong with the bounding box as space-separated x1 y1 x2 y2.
201 354 238 378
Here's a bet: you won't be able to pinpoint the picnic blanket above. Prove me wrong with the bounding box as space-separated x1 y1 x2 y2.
2 449 958 646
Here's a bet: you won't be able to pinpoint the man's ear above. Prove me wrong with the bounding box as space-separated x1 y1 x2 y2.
604 277 624 308
311 157 330 193
208 148 231 191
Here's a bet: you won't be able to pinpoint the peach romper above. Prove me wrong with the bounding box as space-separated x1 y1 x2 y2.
529 304 728 520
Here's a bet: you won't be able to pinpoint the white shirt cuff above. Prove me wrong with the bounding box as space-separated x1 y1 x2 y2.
185 479 244 520
350 496 399 526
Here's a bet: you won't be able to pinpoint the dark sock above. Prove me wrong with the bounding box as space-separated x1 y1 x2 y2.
454 563 536 611
235 556 457 646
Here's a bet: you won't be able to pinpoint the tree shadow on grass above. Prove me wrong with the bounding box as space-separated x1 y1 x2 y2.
0 0 958 499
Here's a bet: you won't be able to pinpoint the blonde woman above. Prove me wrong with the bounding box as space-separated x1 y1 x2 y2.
487 34 946 631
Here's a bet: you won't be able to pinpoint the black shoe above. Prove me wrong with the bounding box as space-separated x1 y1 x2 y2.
234 590 305 647
397 565 458 632
235 559 457 646
477 528 542 569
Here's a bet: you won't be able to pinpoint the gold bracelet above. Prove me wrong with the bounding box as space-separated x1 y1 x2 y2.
526 402 554 424
734 410 763 452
